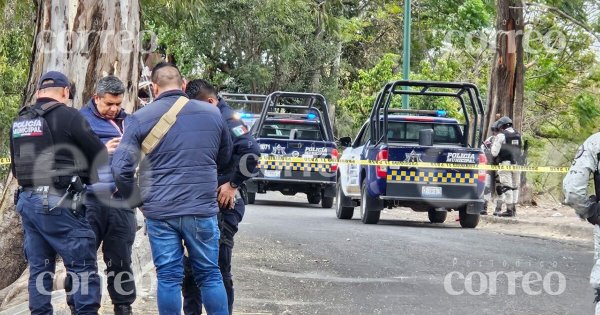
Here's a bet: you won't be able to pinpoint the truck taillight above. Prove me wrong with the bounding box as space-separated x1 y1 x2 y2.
331 148 339 172
478 154 487 182
376 149 388 178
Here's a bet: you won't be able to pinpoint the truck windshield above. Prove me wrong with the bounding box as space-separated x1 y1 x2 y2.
259 121 324 141
386 121 462 144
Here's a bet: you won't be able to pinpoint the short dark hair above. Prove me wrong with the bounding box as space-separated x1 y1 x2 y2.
151 62 183 87
185 79 218 101
96 75 125 97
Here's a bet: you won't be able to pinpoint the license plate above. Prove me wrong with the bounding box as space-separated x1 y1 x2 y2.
263 169 281 178
422 186 442 198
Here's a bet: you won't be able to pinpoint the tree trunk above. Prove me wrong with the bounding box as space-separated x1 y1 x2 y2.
485 0 525 136
0 0 140 291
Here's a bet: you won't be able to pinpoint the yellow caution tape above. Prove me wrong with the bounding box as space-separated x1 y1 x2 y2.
257 156 569 173
0 156 570 173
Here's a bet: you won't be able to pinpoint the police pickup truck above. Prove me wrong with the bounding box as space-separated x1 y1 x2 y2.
245 92 338 208
336 81 487 228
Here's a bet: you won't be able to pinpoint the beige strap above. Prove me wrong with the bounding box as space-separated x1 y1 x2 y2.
141 96 189 154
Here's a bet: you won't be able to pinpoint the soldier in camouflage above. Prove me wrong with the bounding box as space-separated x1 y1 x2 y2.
563 132 600 313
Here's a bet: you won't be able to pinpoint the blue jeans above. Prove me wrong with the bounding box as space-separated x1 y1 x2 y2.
17 190 101 315
146 215 228 315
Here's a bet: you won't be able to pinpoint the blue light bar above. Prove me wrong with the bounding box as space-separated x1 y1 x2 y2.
436 110 448 117
306 113 317 119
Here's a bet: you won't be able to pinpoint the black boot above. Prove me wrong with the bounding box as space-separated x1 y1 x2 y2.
499 204 516 217
493 201 503 216
114 304 133 315
480 201 488 215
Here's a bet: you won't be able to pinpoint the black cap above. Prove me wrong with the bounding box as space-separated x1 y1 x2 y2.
38 71 71 89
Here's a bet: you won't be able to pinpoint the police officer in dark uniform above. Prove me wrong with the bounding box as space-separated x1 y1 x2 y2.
184 79 261 315
10 71 107 314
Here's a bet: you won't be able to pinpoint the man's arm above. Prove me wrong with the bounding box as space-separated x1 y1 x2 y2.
217 118 233 169
68 111 108 183
111 116 143 207
563 134 600 218
490 133 505 157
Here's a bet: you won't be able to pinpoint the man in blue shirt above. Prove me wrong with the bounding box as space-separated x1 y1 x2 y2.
112 63 232 315
70 76 136 315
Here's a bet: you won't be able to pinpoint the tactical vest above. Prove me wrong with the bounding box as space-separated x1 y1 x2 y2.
12 102 72 187
498 130 522 164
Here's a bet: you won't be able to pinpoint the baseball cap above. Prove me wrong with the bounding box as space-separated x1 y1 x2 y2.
38 71 71 90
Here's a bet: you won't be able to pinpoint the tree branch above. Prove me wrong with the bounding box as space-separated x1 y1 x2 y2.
526 2 600 42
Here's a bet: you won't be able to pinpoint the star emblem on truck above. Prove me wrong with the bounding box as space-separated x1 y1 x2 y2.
404 150 423 163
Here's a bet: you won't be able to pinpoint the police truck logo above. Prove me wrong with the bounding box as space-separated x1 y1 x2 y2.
446 153 476 163
271 144 287 156
12 119 43 138
404 150 423 162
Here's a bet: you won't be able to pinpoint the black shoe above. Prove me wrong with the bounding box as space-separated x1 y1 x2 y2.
499 205 516 217
493 201 503 216
480 210 488 215
114 304 133 315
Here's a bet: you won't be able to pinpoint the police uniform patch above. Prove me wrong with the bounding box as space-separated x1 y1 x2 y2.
12 118 44 138
231 125 248 137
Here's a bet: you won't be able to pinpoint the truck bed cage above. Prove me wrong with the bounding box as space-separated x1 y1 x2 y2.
369 80 485 148
252 91 335 142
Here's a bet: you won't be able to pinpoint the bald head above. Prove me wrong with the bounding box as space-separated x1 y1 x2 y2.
151 62 185 96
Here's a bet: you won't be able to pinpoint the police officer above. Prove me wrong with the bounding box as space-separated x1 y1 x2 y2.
563 132 600 314
490 116 523 217
481 121 500 215
10 71 107 314
184 79 261 315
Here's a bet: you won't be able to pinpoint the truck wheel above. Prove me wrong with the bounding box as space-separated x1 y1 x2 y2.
360 181 382 224
321 196 334 209
336 183 354 219
247 192 256 205
459 208 479 228
428 208 448 223
307 193 321 205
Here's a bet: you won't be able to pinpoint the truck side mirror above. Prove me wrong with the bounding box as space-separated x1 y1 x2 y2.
339 136 352 147
419 129 434 147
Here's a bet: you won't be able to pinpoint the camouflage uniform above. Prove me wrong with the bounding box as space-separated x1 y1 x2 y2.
563 132 600 313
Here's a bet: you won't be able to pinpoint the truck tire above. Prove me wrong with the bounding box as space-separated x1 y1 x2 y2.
321 196 334 208
247 192 256 205
307 193 321 204
336 183 354 219
360 181 382 224
459 208 479 228
428 208 448 223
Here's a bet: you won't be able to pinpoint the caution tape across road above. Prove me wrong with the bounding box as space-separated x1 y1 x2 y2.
258 156 569 173
0 156 570 173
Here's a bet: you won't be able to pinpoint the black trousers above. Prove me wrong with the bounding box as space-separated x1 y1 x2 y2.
182 203 242 315
66 195 137 307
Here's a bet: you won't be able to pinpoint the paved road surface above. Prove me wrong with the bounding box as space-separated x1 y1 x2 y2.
228 192 595 314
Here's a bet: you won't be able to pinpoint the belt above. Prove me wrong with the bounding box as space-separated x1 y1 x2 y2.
23 186 67 196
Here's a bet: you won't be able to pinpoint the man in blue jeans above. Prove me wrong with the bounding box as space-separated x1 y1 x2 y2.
112 62 232 315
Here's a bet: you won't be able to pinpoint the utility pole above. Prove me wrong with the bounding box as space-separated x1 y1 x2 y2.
402 0 411 109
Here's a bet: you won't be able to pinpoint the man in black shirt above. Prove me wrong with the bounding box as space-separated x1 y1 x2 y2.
11 71 107 314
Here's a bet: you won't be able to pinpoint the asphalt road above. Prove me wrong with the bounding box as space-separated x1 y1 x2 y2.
231 192 595 315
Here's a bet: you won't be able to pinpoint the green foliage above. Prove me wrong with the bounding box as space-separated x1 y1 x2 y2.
0 0 34 166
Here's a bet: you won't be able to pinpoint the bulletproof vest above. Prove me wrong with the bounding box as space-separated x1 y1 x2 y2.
12 102 72 187
498 130 522 164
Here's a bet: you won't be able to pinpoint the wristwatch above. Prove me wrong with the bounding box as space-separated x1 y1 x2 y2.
229 182 239 189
